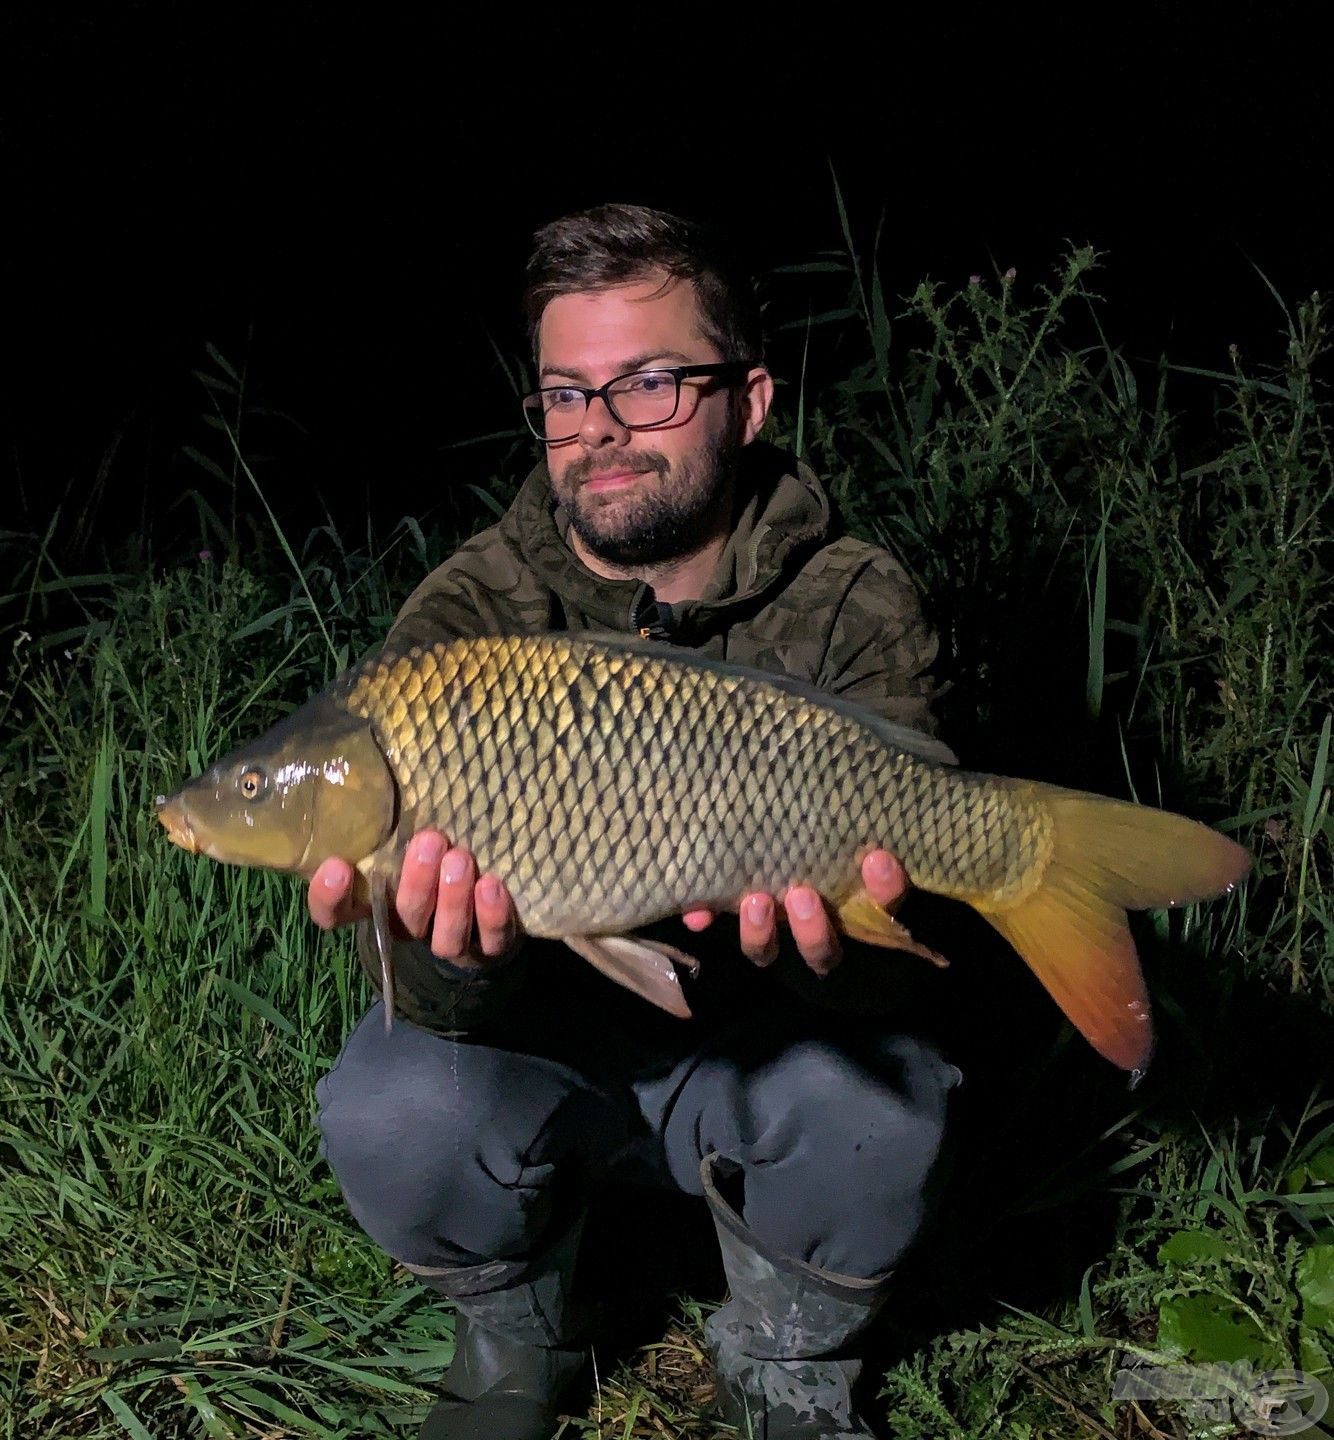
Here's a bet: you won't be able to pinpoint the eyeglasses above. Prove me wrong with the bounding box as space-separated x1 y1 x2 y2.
521 361 757 444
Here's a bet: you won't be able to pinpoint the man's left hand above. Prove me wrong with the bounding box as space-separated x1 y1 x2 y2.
681 849 907 976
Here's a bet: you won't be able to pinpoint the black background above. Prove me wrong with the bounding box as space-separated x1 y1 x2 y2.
3 7 1330 551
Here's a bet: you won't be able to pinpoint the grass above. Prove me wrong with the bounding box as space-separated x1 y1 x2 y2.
2 239 1332 1437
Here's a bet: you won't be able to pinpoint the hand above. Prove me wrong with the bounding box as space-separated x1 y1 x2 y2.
681 849 907 976
307 830 522 970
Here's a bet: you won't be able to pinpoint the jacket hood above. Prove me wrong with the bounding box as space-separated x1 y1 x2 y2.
497 441 834 640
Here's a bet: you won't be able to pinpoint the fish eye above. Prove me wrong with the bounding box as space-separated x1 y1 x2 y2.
238 767 268 801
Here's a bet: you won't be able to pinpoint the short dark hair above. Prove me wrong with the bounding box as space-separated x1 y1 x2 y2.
522 203 764 363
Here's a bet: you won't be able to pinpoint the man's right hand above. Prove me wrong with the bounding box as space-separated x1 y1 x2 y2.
307 831 521 970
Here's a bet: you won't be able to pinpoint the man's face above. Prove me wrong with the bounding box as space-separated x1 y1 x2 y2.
536 273 769 568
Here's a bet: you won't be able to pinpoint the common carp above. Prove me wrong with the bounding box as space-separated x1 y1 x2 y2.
156 633 1250 1073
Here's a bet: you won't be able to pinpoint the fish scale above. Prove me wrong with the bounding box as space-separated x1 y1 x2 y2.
339 634 1034 935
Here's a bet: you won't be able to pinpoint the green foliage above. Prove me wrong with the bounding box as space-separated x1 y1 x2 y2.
2 239 1331 1436
777 244 1332 1003
1 549 466 1435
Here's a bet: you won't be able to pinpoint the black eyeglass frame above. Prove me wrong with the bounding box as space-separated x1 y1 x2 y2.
520 360 759 443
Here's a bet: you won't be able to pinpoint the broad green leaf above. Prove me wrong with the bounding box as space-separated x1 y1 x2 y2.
1157 1294 1277 1364
1300 1332 1332 1379
1286 1164 1311 1193
1157 1229 1232 1266
1297 1244 1334 1330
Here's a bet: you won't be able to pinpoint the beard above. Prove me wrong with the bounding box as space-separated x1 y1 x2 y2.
551 418 743 569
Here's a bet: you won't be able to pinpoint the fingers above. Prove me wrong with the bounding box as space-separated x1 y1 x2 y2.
430 847 477 963
784 886 841 975
394 831 446 938
308 855 365 929
681 909 715 932
308 827 522 970
737 887 844 972
738 893 779 966
862 848 908 910
778 850 903 973
473 873 518 960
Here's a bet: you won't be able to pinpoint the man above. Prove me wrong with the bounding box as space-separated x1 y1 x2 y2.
312 204 959 1440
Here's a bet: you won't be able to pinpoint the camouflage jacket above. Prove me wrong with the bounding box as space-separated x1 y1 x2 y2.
357 440 942 1045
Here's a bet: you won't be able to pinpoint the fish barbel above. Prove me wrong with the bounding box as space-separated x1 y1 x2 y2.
156 633 1250 1073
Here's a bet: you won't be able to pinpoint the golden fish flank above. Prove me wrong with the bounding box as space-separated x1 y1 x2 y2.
159 632 1251 1075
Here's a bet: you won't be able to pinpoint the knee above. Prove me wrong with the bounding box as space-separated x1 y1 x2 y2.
740 1038 957 1274
753 1038 954 1178
314 1018 576 1264
315 1024 465 1186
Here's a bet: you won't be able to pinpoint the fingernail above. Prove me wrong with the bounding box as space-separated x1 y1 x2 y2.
442 852 469 884
322 870 342 889
417 834 444 867
478 877 500 905
788 890 816 920
745 894 771 923
866 850 892 882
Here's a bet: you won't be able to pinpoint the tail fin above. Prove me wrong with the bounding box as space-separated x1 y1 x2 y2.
976 787 1250 1074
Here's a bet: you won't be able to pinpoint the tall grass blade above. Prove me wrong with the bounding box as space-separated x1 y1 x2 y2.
1086 525 1108 721
100 1391 156 1440
1303 713 1331 842
222 428 338 668
88 719 111 921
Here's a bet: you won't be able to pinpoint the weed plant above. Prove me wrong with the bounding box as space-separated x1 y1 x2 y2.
1 240 1331 1437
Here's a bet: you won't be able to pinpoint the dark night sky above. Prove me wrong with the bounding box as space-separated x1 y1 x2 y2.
3 8 1329 551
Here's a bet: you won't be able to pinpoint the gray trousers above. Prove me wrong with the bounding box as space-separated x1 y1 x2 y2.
316 1002 959 1281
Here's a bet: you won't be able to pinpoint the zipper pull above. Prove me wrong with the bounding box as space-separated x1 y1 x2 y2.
634 593 673 642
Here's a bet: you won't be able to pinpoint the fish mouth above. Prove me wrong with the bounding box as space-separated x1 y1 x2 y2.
155 794 199 854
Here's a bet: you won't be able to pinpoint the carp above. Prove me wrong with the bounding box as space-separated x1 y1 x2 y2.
156 633 1250 1074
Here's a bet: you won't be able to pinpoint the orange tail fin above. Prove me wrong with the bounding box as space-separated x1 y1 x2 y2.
976 787 1250 1074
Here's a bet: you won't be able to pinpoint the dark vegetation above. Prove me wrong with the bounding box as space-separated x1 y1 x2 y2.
2 220 1331 1437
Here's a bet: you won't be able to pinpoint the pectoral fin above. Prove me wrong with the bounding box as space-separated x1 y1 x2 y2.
369 873 397 1035
835 890 949 968
564 934 697 1018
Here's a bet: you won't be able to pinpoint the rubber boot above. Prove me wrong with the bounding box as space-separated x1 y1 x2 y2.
413 1222 589 1440
701 1154 894 1439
